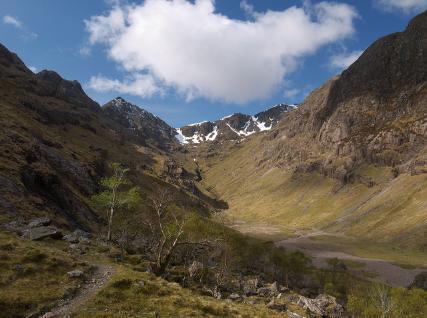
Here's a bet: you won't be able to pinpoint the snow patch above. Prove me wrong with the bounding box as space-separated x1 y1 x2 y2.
205 126 218 141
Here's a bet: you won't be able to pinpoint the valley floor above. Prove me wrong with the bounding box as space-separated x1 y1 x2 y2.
229 220 427 288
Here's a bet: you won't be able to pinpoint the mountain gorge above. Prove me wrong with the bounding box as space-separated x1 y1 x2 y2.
1 9 427 318
194 11 427 252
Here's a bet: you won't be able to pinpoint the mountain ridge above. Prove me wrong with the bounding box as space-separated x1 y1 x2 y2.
177 103 297 144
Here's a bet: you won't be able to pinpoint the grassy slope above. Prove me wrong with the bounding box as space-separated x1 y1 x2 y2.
0 231 90 318
194 136 427 260
73 266 298 318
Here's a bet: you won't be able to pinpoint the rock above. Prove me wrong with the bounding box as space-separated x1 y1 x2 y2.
228 293 241 301
22 226 62 241
242 278 259 296
410 271 427 290
40 312 60 318
294 294 344 317
257 282 279 297
267 299 287 312
63 229 91 244
3 219 27 234
287 311 305 318
28 217 51 228
67 270 84 278
314 294 345 318
188 260 204 278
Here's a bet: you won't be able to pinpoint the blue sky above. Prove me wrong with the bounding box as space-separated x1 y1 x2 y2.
1 0 426 127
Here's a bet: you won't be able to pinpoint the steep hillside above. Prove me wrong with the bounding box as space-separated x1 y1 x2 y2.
196 11 427 252
176 104 296 144
0 43 210 231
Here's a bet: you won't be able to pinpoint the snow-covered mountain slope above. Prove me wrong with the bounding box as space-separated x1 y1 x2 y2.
176 104 297 144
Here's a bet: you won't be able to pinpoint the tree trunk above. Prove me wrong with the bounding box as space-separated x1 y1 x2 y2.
107 207 114 241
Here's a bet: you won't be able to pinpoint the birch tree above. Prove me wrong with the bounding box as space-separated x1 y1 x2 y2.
92 163 139 241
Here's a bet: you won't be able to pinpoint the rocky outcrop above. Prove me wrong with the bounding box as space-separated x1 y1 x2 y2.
259 11 427 184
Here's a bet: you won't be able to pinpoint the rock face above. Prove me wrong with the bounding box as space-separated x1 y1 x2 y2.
22 226 62 241
102 97 177 150
176 104 297 144
258 11 427 183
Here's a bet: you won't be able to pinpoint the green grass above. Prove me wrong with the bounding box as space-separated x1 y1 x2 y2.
193 135 427 256
0 231 90 318
73 266 300 318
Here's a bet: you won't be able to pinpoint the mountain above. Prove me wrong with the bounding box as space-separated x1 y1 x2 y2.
194 11 427 251
102 97 177 151
0 43 211 231
176 104 296 144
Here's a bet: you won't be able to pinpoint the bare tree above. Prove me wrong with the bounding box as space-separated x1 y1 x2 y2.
143 186 211 276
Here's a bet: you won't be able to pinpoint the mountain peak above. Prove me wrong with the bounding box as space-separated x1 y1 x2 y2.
177 103 297 145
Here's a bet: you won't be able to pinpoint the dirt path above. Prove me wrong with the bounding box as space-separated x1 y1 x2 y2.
277 236 424 287
41 264 115 318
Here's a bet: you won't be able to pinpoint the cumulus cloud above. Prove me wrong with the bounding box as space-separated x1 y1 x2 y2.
330 50 364 70
88 74 161 98
3 15 22 28
375 0 427 13
85 0 358 103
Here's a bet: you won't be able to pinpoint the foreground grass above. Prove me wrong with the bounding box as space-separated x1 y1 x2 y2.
73 266 294 318
0 232 89 318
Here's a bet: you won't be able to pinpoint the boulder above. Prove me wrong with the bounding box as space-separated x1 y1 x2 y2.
188 260 204 278
63 229 91 244
257 282 279 297
67 270 84 278
294 294 344 317
242 278 259 296
287 311 305 318
228 293 241 301
22 226 62 241
28 217 51 228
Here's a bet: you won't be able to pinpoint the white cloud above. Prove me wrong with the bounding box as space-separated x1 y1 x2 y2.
330 50 363 69
28 66 37 73
88 74 161 98
240 0 256 18
85 0 358 103
375 0 427 13
3 15 22 28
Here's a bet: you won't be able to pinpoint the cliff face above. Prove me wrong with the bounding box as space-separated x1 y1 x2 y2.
261 11 427 182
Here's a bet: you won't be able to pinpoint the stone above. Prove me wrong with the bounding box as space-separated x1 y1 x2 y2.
242 278 259 296
22 226 62 241
228 293 241 301
28 217 51 228
67 270 84 278
293 294 344 317
63 229 91 244
286 311 305 318
188 260 204 278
